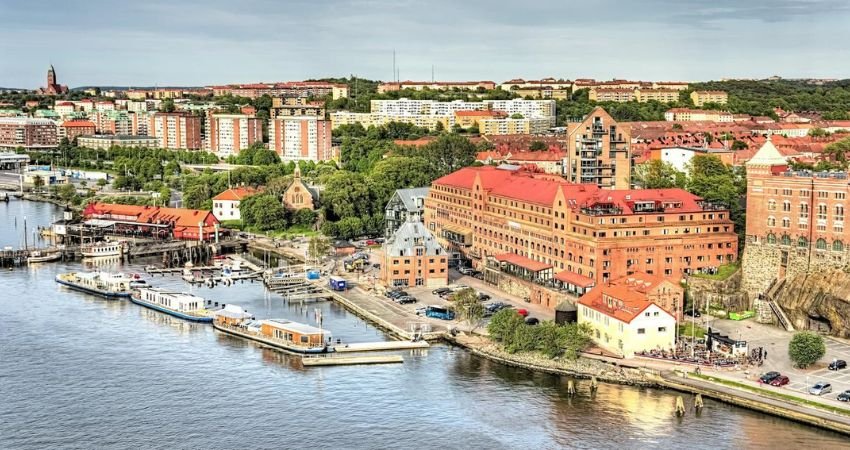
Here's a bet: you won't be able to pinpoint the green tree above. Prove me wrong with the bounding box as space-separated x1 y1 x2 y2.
183 183 213 209
510 113 524 119
252 148 280 166
788 331 826 368
321 171 373 220
307 236 331 261
241 193 288 231
633 160 686 189
448 288 485 327
488 308 526 343
529 140 547 151
423 133 477 175
293 208 317 227
96 178 108 188
32 175 44 191
368 156 435 210
160 99 176 112
731 140 749 150
334 216 364 239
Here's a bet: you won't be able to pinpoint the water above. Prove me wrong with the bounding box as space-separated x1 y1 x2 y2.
1 200 848 449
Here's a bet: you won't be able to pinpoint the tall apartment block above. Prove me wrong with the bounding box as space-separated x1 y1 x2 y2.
269 116 333 162
149 112 202 150
565 107 631 189
206 113 263 157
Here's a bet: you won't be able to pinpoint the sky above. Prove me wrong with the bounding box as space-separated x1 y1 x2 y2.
1 0 849 88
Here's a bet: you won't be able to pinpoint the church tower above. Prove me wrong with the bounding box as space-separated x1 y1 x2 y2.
47 65 56 87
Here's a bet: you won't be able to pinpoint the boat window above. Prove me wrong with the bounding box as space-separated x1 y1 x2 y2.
301 336 309 343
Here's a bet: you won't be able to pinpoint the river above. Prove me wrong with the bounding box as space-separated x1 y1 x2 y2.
0 199 847 449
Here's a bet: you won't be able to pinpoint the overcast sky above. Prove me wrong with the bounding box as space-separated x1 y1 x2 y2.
1 0 849 88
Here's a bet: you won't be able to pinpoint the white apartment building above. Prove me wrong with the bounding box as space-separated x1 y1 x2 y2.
269 117 333 162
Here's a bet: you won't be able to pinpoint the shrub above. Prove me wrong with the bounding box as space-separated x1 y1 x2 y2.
788 331 826 368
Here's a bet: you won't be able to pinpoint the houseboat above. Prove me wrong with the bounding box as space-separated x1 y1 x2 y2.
81 240 125 258
55 271 135 298
212 305 332 354
130 287 213 322
27 249 62 264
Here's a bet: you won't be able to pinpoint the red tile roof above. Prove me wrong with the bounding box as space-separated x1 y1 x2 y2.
554 270 595 288
212 187 260 201
494 253 552 272
579 285 674 324
61 120 96 128
83 203 219 229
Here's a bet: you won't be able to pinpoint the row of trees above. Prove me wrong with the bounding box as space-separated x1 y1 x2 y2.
487 309 593 359
238 193 316 232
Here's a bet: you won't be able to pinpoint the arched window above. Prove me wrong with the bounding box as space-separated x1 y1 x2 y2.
781 234 791 246
783 201 791 212
767 233 776 244
767 217 776 227
816 238 827 250
798 237 808 248
782 218 790 228
767 200 776 211
833 240 844 252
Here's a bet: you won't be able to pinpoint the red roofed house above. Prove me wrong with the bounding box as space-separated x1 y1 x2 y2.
212 187 260 222
608 271 684 321
83 202 221 241
425 166 738 309
577 283 677 358
59 120 96 142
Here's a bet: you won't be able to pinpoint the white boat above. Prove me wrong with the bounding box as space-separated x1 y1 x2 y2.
55 271 135 298
81 241 124 258
27 249 62 264
130 287 213 322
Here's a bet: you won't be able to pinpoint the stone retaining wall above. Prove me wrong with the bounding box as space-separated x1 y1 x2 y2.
687 268 748 312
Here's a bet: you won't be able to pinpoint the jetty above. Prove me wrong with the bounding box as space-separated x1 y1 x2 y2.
302 355 404 366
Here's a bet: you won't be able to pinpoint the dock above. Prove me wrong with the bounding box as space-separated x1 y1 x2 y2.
333 341 430 353
302 355 404 366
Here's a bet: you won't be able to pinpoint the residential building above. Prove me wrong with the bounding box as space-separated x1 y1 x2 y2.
212 187 259 222
454 109 507 129
92 111 133 135
751 123 812 138
634 88 680 103
149 112 202 150
475 150 567 176
649 146 735 173
424 166 738 309
54 101 76 117
664 108 733 122
589 88 636 103
381 219 448 288
83 202 220 241
691 90 729 106
37 65 69 95
565 107 631 189
77 135 159 150
378 80 496 93
741 140 850 297
608 271 685 322
206 113 263 157
500 78 573 91
577 284 677 358
511 87 571 100
282 167 319 211
479 117 552 136
270 97 326 119
385 187 430 236
269 116 333 162
224 82 348 99
0 117 58 149
59 120 96 141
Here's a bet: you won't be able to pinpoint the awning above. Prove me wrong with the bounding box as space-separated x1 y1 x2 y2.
494 253 552 272
442 223 471 235
554 270 595 288
83 219 116 228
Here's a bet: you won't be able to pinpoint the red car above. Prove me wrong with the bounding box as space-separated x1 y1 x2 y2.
365 239 377 245
516 308 529 317
770 375 790 387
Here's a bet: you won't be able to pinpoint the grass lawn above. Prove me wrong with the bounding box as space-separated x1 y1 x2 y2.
690 263 739 281
691 373 850 416
678 322 707 339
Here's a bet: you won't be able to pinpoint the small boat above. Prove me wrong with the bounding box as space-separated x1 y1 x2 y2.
130 287 213 322
128 273 149 289
212 305 332 354
0 192 8 202
27 249 62 264
81 241 124 258
55 271 135 298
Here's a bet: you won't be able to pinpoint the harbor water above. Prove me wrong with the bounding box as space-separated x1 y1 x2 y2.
1 199 848 449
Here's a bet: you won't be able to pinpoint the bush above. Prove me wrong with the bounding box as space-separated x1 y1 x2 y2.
788 331 825 368
487 309 591 359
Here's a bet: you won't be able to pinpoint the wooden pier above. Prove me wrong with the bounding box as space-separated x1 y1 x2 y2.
333 341 430 353
302 355 404 366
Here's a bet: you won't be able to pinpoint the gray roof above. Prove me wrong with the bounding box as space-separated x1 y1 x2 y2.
390 187 430 213
386 221 444 257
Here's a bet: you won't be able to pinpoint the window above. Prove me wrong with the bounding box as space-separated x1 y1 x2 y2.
658 327 667 333
767 217 776 227
637 328 646 334
782 201 791 212
767 200 776 211
818 204 827 220
781 234 791 246
798 237 808 248
782 217 790 228
836 205 844 221
817 238 827 250
834 240 844 252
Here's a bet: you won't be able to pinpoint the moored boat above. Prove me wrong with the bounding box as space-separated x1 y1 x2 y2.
212 305 332 354
55 271 134 298
130 287 213 322
27 249 62 264
81 241 124 258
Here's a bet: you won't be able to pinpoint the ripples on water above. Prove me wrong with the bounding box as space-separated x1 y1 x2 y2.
1 201 848 449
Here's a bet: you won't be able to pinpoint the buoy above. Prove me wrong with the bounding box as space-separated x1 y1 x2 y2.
694 394 704 410
675 396 686 417
567 379 576 395
590 376 599 391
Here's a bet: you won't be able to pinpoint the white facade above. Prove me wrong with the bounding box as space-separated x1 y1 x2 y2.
269 117 332 162
213 199 241 221
578 302 676 358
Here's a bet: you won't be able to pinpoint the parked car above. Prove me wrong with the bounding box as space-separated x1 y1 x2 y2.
684 309 702 318
387 290 407 299
365 239 377 245
769 375 790 387
472 271 484 279
838 390 850 402
759 371 781 384
432 287 451 296
525 317 540 325
458 267 475 275
809 382 833 396
414 306 428 316
396 296 418 305
516 308 529 317
828 359 847 370
375 238 385 244
477 292 491 301
485 302 510 313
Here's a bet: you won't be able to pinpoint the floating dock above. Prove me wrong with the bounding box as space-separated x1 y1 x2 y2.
302 355 404 366
333 341 430 353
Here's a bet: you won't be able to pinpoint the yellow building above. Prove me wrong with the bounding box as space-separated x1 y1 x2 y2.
479 117 551 135
590 88 681 103
635 88 680 103
513 87 571 100
577 284 677 358
691 90 728 106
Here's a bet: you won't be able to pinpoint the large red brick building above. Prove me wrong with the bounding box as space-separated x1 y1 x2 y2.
425 166 738 295
742 139 850 297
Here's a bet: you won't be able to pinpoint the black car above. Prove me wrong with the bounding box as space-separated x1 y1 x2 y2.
397 296 417 305
387 290 407 299
759 371 781 384
684 309 702 318
525 317 540 325
478 293 491 301
838 390 850 402
432 287 451 296
828 359 847 370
